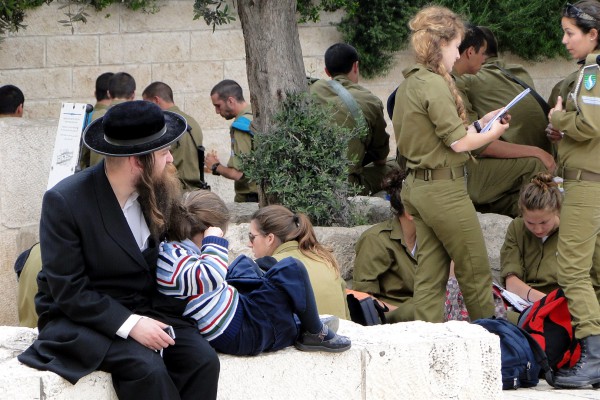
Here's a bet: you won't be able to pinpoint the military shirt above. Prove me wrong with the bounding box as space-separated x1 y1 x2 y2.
548 68 580 108
552 53 600 174
352 217 417 308
393 64 468 170
500 217 560 295
310 74 390 177
457 57 551 154
227 105 257 199
88 99 128 167
167 105 205 191
272 241 350 320
79 103 109 170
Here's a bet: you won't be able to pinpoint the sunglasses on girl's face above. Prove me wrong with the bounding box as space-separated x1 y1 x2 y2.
248 232 262 243
564 3 597 21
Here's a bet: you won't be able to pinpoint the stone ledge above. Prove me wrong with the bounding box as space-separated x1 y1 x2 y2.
0 322 501 400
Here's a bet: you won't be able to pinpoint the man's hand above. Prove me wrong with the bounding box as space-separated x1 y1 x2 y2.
129 317 175 352
205 150 220 170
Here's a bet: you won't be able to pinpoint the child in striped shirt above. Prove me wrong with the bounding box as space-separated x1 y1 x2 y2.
157 190 351 355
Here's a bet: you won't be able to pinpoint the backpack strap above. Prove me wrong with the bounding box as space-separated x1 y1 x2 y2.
493 65 551 118
185 129 210 190
519 325 556 387
326 79 367 129
231 115 253 136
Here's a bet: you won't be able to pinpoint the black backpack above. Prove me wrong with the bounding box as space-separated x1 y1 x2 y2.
473 318 553 389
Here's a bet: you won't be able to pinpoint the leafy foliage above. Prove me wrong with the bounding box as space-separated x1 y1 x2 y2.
240 92 362 227
192 0 235 30
0 0 159 41
2 0 572 69
337 0 422 79
434 0 568 60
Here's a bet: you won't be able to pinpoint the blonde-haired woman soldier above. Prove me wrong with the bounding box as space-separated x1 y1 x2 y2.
501 172 562 304
392 6 510 322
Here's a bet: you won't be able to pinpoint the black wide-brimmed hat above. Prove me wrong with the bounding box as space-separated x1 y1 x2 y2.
83 100 187 157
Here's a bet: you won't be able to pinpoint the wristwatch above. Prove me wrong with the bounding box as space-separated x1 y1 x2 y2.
473 120 482 133
211 162 221 176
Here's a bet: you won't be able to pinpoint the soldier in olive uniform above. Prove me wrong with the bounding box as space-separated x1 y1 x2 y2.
455 28 553 218
393 6 510 323
310 43 391 195
500 172 562 304
353 169 417 322
79 72 113 170
205 80 257 202
550 1 600 389
81 72 136 169
142 82 206 191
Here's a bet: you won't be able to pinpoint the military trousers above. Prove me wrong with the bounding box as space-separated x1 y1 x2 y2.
402 172 495 322
466 157 546 218
557 180 600 339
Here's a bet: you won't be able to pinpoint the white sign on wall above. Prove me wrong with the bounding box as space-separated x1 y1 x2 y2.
47 103 91 190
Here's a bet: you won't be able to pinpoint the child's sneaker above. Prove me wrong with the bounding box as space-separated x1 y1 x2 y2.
295 324 351 353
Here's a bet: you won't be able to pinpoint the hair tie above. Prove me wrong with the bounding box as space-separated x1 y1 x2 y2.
293 214 300 227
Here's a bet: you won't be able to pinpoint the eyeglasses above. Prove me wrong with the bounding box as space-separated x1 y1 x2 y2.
564 3 597 22
248 232 263 243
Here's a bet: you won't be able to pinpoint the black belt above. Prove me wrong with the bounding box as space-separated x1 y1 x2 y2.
560 167 600 182
410 166 465 181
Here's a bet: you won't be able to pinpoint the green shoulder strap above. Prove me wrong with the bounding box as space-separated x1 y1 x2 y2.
327 79 367 129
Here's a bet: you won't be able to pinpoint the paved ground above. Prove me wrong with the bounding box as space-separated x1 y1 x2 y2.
503 381 599 399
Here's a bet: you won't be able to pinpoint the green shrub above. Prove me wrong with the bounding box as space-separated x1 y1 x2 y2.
240 92 363 227
337 0 422 79
435 0 568 60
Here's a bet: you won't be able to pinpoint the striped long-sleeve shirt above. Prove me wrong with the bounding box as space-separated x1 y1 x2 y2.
157 236 239 342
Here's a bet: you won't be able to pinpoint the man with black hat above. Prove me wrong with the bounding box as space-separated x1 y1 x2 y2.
18 101 220 400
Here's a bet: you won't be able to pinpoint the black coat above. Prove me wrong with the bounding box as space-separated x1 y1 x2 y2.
18 162 186 384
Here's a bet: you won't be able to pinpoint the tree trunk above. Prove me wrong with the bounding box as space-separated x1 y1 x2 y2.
237 0 308 136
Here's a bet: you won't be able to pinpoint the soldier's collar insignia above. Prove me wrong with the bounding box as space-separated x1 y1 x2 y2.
584 73 597 91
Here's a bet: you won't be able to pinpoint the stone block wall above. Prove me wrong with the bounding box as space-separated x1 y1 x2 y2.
0 322 503 399
0 1 574 192
0 119 57 326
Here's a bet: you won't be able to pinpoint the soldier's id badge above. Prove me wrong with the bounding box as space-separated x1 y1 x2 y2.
584 72 597 91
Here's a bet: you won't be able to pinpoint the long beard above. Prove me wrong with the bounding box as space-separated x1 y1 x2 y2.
136 163 182 240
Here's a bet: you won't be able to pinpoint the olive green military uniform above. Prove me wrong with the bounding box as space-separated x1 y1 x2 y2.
227 105 257 202
89 100 129 168
310 75 390 195
500 217 560 295
353 217 417 322
393 64 495 323
456 58 549 218
272 241 350 320
553 53 600 339
548 68 580 108
79 103 109 170
17 243 42 328
167 105 205 191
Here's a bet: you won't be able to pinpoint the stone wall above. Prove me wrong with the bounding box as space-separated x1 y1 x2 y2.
0 1 576 198
0 323 503 399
